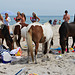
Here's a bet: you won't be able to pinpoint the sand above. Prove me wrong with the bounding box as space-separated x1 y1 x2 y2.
0 25 75 75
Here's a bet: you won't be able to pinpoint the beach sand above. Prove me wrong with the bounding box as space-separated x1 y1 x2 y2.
0 25 75 75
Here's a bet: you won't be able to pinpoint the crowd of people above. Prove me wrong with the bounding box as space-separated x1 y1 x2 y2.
49 10 70 25
0 10 70 31
0 12 40 34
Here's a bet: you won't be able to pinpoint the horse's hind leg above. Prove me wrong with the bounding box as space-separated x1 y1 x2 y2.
72 37 75 48
2 38 4 44
67 37 69 53
43 42 48 54
35 42 39 64
60 39 66 54
17 34 21 47
47 39 53 52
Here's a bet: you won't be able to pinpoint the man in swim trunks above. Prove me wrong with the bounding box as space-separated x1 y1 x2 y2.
63 10 70 23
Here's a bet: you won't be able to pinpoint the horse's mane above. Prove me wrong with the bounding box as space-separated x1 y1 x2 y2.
27 22 42 31
1 24 13 43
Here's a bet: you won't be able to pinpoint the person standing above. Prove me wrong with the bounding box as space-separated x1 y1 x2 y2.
63 10 70 23
21 13 26 23
21 13 26 41
4 13 11 33
30 12 40 23
15 11 22 23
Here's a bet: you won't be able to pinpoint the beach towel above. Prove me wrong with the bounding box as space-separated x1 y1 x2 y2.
50 47 61 50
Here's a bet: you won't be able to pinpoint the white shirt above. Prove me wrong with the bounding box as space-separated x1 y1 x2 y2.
4 17 11 26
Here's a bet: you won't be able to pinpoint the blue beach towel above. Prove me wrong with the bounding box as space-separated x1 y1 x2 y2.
50 47 61 50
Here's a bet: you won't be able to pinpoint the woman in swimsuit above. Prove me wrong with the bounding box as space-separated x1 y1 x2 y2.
15 11 22 23
21 13 26 41
30 12 40 23
21 13 26 23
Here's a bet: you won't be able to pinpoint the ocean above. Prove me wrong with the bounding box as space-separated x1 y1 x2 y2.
3 16 74 25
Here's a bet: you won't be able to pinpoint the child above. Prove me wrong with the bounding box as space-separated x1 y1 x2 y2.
59 20 61 25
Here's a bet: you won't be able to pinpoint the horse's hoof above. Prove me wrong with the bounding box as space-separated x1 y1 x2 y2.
67 52 69 53
26 61 29 64
62 52 64 54
41 59 45 62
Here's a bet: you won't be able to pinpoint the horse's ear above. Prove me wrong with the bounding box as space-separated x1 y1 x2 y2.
74 14 75 22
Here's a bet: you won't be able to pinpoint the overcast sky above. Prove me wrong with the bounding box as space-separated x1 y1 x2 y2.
0 0 75 16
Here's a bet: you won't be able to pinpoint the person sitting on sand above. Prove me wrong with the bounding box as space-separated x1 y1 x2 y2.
4 13 11 33
53 19 57 25
0 14 3 23
63 10 70 23
30 12 40 23
15 11 22 23
49 20 52 24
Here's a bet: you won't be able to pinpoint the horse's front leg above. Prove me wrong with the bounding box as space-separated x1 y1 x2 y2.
42 42 48 58
2 38 4 44
13 35 16 48
35 42 39 64
47 39 52 53
71 37 75 48
42 42 50 61
67 37 69 53
43 42 48 54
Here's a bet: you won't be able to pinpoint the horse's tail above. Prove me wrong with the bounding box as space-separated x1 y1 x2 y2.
51 38 53 45
26 28 34 62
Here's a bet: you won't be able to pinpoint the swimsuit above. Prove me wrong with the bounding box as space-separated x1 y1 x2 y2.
32 19 36 21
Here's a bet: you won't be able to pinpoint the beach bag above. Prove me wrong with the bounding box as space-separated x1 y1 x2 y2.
1 52 11 63
10 47 22 56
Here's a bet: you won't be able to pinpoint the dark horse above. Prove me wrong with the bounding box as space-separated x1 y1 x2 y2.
59 19 75 54
13 23 28 47
0 24 13 50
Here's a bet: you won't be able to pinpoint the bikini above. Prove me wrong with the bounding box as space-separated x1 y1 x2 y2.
31 18 36 22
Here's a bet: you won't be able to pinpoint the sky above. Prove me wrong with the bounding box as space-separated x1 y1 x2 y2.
0 0 75 16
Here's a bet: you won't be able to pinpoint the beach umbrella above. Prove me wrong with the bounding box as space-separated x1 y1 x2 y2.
1 10 15 16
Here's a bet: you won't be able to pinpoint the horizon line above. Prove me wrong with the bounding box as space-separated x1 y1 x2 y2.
2 15 74 17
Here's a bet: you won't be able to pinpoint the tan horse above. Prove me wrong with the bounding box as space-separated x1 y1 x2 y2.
26 22 53 63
